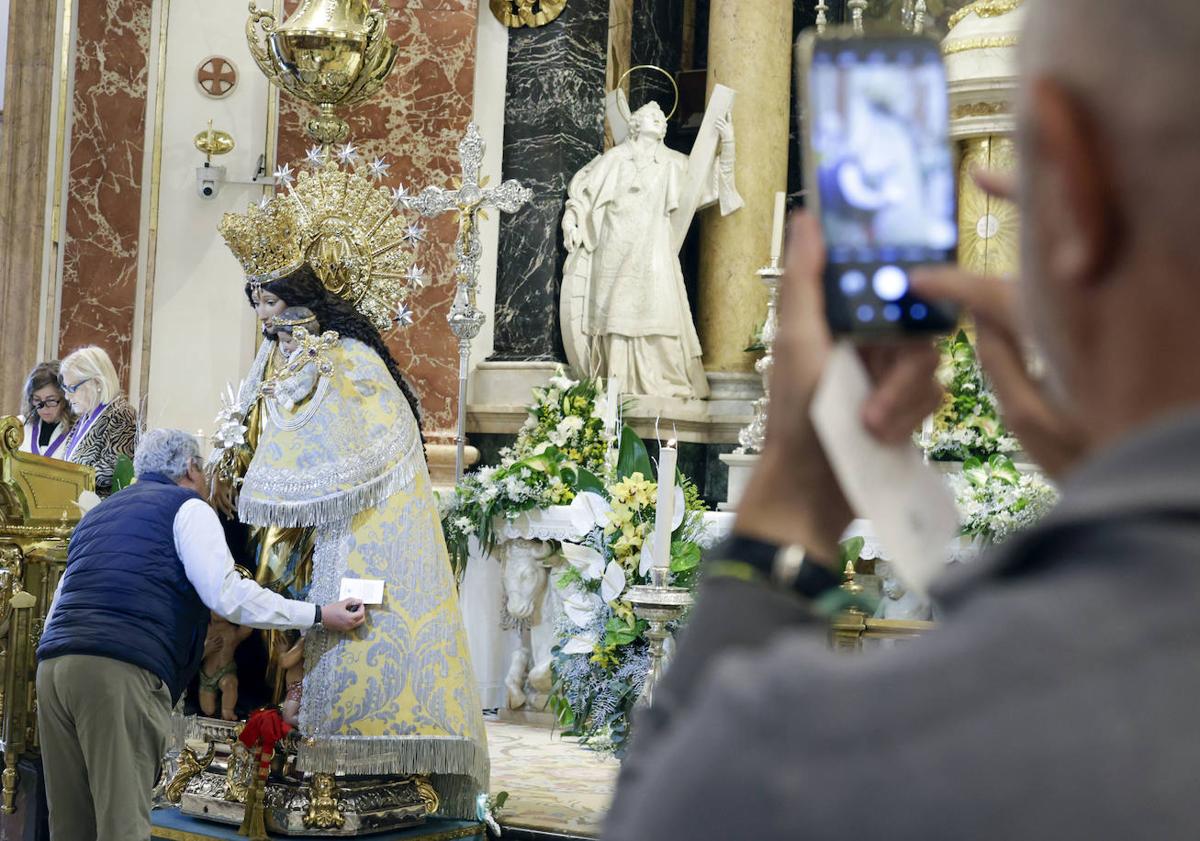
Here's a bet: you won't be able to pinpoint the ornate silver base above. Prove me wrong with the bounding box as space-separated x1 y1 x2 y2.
180 771 428 836
170 717 431 836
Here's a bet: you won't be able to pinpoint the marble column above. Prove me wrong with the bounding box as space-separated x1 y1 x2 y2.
491 0 609 361
0 0 57 406
697 0 792 374
630 0 685 113
56 0 152 387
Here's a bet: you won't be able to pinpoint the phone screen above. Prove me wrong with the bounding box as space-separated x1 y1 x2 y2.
806 36 958 335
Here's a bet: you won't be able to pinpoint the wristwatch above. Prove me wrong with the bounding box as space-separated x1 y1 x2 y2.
710 534 842 599
313 604 323 628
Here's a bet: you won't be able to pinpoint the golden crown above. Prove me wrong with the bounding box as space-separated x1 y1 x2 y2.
221 144 426 332
218 195 305 284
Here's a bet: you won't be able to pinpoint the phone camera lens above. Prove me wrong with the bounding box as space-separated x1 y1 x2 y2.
910 303 929 321
856 304 875 323
840 270 867 296
873 266 909 302
883 304 902 322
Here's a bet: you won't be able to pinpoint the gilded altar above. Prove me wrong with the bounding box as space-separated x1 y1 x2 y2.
0 415 94 813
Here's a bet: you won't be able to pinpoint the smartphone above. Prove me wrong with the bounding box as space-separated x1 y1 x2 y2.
797 31 959 336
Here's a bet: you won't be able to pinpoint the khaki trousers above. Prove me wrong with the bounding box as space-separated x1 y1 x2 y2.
36 655 171 841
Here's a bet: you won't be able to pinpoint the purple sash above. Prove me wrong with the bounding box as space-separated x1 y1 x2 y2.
65 403 107 461
31 419 69 459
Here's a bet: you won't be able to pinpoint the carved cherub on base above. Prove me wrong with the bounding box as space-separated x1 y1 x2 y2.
199 613 253 721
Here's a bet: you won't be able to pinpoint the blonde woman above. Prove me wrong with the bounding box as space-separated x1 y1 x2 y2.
59 346 138 496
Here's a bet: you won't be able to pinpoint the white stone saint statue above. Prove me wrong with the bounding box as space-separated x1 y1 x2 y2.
560 100 743 399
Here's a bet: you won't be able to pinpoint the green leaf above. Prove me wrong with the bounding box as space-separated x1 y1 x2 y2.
839 536 865 565
574 468 607 495
616 425 654 481
669 541 701 573
493 791 509 810
962 456 988 486
112 455 135 491
989 453 1020 484
603 615 639 647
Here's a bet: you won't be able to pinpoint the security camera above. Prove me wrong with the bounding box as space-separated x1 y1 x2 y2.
196 163 226 200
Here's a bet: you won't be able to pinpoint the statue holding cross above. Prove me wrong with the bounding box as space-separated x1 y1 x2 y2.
404 123 532 477
560 82 744 400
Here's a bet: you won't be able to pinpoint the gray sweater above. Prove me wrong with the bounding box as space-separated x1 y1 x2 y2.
605 409 1200 841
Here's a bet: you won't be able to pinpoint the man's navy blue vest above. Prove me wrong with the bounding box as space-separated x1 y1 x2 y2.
37 473 212 703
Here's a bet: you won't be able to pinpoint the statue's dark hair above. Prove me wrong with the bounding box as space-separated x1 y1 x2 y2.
245 265 424 436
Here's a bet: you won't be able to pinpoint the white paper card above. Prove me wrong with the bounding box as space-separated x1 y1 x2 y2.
339 577 385 605
810 342 959 596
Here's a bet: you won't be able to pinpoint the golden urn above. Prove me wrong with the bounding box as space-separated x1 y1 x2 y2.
246 0 399 146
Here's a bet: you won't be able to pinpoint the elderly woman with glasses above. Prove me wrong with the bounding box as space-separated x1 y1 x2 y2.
18 361 76 458
59 346 138 496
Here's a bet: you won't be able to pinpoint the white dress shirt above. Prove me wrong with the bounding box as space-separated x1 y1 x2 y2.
47 498 317 629
173 498 317 628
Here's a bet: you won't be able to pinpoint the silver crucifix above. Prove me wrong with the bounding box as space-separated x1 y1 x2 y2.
404 123 532 479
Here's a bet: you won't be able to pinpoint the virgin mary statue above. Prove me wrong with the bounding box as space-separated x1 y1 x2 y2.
212 165 486 819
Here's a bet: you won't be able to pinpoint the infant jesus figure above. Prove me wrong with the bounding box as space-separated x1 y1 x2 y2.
261 307 323 411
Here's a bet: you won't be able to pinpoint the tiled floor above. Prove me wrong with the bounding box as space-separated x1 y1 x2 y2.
487 719 619 839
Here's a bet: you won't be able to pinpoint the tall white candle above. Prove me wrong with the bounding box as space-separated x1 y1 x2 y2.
654 439 678 570
770 191 787 263
605 376 621 434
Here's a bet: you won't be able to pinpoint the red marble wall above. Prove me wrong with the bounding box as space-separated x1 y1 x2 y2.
277 0 479 436
57 0 152 388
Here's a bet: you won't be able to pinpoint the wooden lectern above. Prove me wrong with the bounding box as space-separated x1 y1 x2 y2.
0 416 94 813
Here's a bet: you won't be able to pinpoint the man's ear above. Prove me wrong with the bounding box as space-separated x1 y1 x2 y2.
1029 78 1122 288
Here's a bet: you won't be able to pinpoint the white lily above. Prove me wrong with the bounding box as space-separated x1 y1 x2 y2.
638 539 658 577
561 587 603 628
568 491 612 537
672 485 686 531
560 542 605 581
562 631 599 655
601 560 626 604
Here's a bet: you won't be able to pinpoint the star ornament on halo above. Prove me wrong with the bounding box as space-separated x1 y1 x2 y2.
273 164 295 187
336 143 359 166
392 302 415 328
405 265 429 288
304 146 327 168
401 223 426 245
390 184 410 208
367 157 391 181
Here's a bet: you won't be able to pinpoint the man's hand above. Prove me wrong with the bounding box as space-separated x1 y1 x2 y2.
320 599 366 632
735 214 942 565
912 269 1086 478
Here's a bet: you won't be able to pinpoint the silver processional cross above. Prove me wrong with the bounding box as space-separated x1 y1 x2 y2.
404 123 532 480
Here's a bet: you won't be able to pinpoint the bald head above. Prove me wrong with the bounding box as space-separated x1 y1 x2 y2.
1013 0 1200 450
1020 0 1200 259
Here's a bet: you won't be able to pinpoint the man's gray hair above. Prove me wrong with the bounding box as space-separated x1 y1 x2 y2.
133 429 201 481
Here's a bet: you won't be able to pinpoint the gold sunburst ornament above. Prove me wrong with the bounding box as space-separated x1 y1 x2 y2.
221 144 426 332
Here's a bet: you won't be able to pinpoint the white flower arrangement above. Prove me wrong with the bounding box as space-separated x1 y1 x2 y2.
440 368 617 575
949 454 1059 543
551 460 706 757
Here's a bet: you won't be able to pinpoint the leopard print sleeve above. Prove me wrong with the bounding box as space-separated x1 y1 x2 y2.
71 397 139 495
